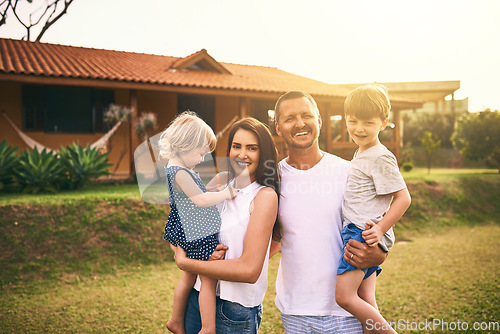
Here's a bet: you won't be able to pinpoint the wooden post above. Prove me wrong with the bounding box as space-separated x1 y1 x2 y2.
129 89 139 179
451 92 455 113
324 103 332 153
340 114 347 159
393 108 401 162
239 97 249 118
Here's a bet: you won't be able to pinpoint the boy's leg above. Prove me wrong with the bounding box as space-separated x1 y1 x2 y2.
167 270 197 334
198 275 217 334
336 270 396 334
358 273 378 311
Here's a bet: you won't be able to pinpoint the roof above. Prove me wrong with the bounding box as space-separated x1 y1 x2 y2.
336 81 460 101
0 38 352 98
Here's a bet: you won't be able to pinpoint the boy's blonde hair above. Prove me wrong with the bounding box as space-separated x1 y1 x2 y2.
159 111 216 160
344 84 391 121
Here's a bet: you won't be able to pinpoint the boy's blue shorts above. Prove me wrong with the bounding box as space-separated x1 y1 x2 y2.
337 223 382 279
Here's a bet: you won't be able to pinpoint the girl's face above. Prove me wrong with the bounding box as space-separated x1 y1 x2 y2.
229 129 260 183
179 147 209 169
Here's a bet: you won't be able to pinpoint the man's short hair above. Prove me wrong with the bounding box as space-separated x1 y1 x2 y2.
274 91 320 122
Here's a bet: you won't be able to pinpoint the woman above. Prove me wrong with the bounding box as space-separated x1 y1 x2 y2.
171 117 280 334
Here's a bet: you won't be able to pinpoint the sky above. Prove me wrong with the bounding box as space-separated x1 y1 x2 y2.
1 0 500 112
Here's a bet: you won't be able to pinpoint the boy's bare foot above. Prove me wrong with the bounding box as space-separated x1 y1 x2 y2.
166 319 185 334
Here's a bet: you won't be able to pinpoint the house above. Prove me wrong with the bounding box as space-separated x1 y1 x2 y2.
337 81 465 114
0 38 422 178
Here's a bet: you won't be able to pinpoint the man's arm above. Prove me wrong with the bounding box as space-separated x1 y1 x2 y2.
344 238 387 269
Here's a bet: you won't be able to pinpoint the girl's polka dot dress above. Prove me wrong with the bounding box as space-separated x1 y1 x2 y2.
164 165 221 261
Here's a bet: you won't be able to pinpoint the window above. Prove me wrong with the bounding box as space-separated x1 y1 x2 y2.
22 85 114 133
177 94 215 130
177 94 216 165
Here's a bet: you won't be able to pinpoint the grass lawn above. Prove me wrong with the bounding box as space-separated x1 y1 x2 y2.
0 183 142 205
1 224 499 333
401 167 497 181
0 169 498 333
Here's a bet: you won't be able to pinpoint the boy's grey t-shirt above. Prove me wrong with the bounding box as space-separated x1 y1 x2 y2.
342 144 407 252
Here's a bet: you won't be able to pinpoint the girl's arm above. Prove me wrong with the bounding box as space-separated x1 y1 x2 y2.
173 187 278 284
362 187 411 247
175 170 235 207
205 171 230 192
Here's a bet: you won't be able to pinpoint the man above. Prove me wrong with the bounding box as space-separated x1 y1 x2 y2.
273 91 387 333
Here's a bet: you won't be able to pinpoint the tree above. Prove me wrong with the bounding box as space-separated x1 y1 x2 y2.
420 131 441 174
452 109 500 172
0 0 74 41
402 111 458 149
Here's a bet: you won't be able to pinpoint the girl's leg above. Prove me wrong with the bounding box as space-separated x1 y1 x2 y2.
198 275 217 334
336 270 396 334
167 270 197 334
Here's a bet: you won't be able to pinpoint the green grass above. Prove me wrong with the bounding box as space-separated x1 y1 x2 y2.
379 224 500 333
0 197 172 289
0 169 499 333
401 168 497 181
0 224 498 333
0 182 141 204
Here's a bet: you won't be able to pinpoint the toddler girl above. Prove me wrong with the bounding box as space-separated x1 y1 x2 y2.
160 111 236 334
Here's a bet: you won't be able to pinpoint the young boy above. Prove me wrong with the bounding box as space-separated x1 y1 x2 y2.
335 84 411 334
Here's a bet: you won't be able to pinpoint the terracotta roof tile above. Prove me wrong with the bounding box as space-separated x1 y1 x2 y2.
0 38 423 107
0 38 355 98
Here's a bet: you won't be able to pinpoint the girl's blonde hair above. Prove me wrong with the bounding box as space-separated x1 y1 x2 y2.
159 111 216 160
344 84 391 121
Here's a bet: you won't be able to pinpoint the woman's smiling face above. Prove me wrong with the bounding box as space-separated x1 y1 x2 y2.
229 128 260 183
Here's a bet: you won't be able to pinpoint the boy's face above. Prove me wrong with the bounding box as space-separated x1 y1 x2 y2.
345 115 388 152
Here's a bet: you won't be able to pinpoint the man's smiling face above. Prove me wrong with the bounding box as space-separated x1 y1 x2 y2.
275 97 322 150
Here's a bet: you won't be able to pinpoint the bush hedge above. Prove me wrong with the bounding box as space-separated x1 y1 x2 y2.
0 141 111 194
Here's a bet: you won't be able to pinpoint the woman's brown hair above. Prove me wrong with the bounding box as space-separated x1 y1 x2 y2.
226 117 281 239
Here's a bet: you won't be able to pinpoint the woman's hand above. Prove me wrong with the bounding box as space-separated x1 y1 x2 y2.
171 244 187 269
209 243 229 261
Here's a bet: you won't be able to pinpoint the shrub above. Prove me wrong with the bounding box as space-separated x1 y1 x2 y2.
401 162 414 172
15 147 63 194
59 143 112 189
0 140 20 190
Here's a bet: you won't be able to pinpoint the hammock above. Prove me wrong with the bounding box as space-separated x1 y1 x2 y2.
2 111 122 153
215 115 240 139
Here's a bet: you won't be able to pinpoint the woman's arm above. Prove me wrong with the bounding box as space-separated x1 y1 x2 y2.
269 240 281 258
175 170 235 207
174 187 278 284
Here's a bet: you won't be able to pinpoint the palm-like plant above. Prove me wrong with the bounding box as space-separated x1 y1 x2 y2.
15 147 63 194
0 140 20 190
59 143 112 189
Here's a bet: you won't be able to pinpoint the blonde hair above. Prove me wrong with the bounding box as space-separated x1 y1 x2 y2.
159 111 216 160
344 84 391 121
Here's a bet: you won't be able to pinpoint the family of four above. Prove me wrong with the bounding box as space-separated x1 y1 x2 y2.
159 84 411 334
